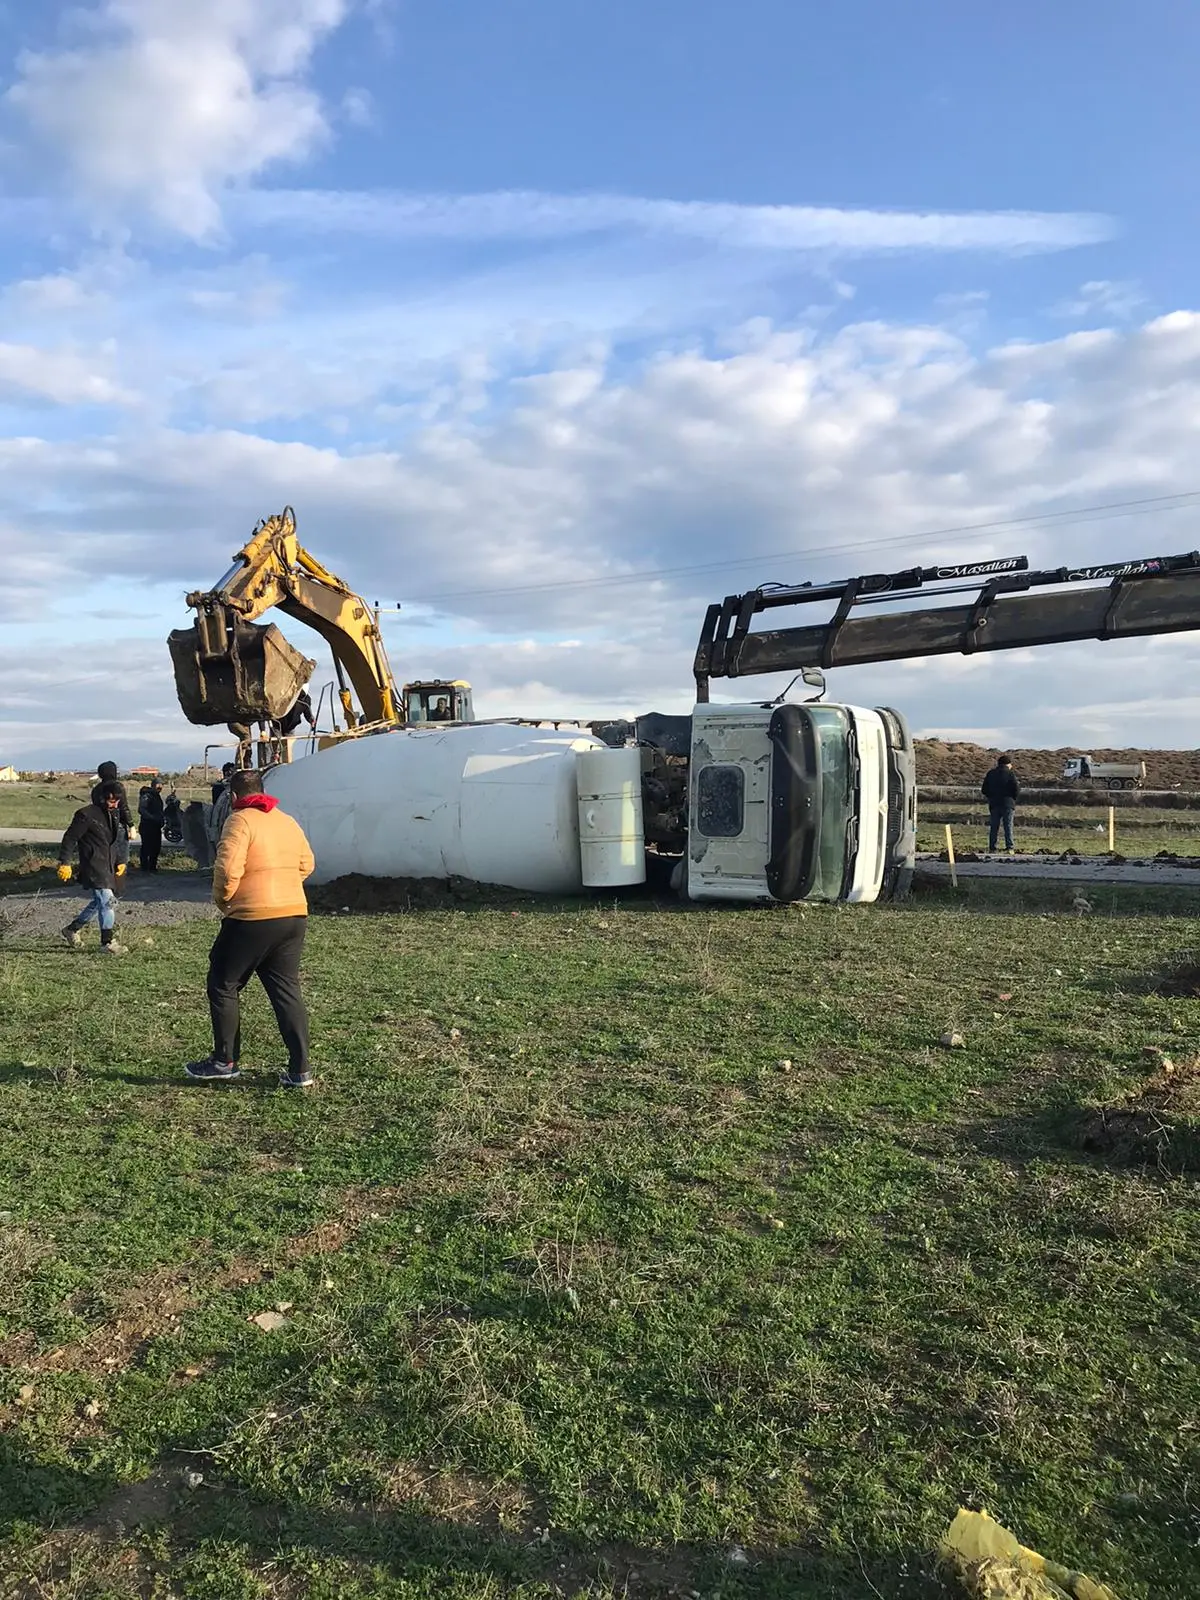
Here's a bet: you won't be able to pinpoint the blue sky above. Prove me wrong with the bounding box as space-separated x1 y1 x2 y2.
2 0 1200 769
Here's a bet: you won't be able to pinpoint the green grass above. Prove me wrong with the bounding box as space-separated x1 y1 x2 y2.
0 784 208 831
1 883 1199 1598
0 785 97 830
0 844 200 897
919 803 1200 857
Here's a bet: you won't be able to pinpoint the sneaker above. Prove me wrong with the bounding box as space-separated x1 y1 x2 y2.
278 1069 315 1090
185 1056 240 1081
100 940 128 956
61 925 82 949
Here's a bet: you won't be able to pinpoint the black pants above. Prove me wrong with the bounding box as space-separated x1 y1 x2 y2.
207 916 309 1072
140 822 162 871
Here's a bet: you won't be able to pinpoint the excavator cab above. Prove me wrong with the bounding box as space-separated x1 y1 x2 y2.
402 680 475 725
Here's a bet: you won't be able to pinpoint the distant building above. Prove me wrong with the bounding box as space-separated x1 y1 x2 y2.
0 765 18 782
130 765 160 776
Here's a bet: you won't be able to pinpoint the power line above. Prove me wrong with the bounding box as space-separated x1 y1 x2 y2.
395 488 1200 609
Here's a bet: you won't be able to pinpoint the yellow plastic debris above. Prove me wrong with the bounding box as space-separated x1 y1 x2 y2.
939 1508 1120 1600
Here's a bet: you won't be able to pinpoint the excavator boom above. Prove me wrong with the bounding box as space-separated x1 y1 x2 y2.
169 507 400 729
694 549 1200 698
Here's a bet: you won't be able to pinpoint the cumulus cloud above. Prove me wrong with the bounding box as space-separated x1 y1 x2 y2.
4 0 353 238
0 637 195 770
4 308 1200 762
0 341 136 406
6 314 1200 616
6 272 103 314
236 188 1115 255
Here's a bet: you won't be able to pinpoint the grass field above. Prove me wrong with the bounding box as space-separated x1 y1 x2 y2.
918 804 1200 858
9 784 1200 862
1 875 1198 1599
0 846 200 895
0 785 100 830
0 784 210 832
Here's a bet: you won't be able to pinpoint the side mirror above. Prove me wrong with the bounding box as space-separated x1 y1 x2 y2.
801 667 826 692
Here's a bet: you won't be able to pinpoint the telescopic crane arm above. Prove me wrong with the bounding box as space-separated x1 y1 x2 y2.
175 506 400 728
693 550 1200 699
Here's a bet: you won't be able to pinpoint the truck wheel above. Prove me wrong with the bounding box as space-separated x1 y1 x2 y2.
1124 778 1138 789
1108 779 1123 790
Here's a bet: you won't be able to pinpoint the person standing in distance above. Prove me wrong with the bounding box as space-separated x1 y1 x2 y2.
58 783 128 954
207 763 237 857
185 769 317 1088
981 754 1021 853
138 778 166 872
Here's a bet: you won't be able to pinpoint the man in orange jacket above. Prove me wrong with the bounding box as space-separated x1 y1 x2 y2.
185 769 317 1088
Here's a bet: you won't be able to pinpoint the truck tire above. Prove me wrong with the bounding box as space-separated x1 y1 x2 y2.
1123 778 1138 789
1108 778 1123 790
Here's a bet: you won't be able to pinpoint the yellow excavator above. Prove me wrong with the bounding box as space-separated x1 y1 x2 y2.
167 506 473 744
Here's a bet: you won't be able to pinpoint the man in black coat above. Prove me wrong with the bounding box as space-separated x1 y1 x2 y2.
58 782 128 953
93 759 133 870
138 778 166 872
980 754 1021 852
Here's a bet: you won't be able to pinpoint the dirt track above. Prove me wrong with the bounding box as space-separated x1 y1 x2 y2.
916 741 1200 789
0 874 218 945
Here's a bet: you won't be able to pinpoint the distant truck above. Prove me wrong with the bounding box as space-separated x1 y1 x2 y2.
1061 754 1147 789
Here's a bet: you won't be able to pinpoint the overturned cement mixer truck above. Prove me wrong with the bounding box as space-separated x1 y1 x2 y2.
172 542 1200 905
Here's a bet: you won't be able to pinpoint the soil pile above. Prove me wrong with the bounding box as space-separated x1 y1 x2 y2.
916 742 1200 789
1073 1056 1200 1173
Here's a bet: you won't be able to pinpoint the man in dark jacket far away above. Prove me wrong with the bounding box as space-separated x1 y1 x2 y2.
981 754 1021 852
58 782 128 954
139 778 166 872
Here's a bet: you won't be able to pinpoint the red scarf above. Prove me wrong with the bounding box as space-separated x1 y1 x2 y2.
232 794 279 813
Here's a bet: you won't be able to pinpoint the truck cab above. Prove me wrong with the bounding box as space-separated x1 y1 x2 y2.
683 701 913 904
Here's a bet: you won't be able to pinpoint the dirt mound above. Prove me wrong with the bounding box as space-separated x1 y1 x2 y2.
308 873 526 913
916 742 1200 790
1073 1057 1200 1172
1154 961 1200 997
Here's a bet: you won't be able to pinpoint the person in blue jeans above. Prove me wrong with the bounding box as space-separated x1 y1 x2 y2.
57 783 128 954
980 754 1020 852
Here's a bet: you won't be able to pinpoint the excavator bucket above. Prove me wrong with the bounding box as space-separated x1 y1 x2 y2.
168 618 316 726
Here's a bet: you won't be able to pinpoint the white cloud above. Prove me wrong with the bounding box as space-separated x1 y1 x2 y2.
4 308 1200 762
0 341 136 406
234 188 1115 255
6 272 102 313
4 0 353 238
1055 279 1147 322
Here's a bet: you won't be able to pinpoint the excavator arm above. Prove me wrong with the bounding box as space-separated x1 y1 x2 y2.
169 507 400 729
694 550 1200 698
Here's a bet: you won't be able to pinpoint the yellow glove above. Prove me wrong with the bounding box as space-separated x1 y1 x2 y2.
57 864 72 883
115 864 126 877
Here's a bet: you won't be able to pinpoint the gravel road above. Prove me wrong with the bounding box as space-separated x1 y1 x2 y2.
916 854 1200 887
0 873 219 945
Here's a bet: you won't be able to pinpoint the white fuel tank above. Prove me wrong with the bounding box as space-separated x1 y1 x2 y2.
576 747 646 888
265 724 607 893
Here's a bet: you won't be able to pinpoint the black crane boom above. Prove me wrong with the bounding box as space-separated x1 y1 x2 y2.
693 550 1200 700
